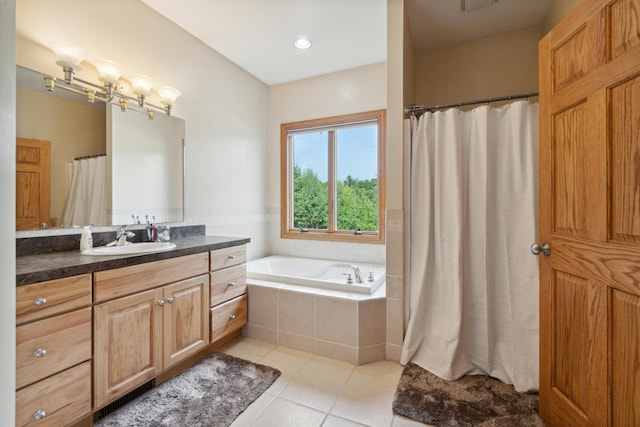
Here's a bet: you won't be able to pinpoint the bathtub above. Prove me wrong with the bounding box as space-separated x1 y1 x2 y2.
246 255 385 294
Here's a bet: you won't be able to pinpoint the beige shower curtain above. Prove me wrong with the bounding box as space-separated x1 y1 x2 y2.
61 155 107 227
400 100 540 392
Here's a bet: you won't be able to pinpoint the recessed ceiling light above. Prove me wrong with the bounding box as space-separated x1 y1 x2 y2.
294 38 312 49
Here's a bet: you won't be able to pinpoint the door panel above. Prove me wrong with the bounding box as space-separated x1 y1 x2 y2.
552 102 588 236
609 0 640 59
539 1 640 426
610 73 640 243
16 138 50 230
611 290 640 426
551 271 589 412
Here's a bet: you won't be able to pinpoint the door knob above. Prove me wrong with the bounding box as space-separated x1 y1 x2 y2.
531 242 551 256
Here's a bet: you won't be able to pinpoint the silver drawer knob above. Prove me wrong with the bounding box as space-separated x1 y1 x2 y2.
165 297 174 304
228 255 236 260
33 348 47 358
33 297 47 306
228 282 235 287
157 300 165 306
33 409 46 420
229 314 237 320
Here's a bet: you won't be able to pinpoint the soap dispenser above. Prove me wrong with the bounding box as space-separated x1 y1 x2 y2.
80 225 93 251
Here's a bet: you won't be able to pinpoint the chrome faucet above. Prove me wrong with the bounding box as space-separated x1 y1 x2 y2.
349 265 364 283
115 226 135 246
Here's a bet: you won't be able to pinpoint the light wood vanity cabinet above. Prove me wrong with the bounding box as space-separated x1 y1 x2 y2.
15 274 92 427
16 242 249 423
93 253 209 408
209 246 247 343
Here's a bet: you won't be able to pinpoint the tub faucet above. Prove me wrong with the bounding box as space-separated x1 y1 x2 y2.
349 265 364 283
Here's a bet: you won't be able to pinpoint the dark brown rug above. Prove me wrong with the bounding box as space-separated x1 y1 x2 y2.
392 363 546 427
95 353 281 427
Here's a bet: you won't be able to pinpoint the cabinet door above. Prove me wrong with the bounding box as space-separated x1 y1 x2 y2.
94 288 163 408
163 274 210 368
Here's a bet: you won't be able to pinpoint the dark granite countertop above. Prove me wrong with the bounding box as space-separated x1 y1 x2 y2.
16 235 250 286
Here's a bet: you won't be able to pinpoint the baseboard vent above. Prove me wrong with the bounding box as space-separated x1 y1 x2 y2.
93 380 154 422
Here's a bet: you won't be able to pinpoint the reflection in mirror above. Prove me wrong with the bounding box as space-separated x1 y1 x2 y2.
17 65 105 229
15 66 185 231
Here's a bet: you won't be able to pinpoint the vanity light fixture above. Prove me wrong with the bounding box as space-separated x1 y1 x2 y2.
44 40 180 118
294 37 312 49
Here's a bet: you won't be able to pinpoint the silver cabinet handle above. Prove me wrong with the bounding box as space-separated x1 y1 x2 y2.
33 297 47 306
229 314 237 320
157 300 165 306
228 282 235 287
165 297 174 304
33 409 46 420
531 242 551 256
33 348 47 358
228 255 236 260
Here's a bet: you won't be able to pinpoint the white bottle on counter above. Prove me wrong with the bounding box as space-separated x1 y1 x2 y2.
80 225 93 251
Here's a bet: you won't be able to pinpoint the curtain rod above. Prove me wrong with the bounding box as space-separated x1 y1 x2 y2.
406 92 539 117
74 153 106 161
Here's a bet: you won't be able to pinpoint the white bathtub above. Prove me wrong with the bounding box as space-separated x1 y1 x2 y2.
246 255 385 294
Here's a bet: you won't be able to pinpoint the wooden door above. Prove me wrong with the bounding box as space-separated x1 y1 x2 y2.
16 138 50 230
538 1 640 426
163 274 209 368
93 288 163 408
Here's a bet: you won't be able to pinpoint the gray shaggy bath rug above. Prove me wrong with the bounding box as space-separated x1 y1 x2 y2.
94 353 280 427
392 363 546 427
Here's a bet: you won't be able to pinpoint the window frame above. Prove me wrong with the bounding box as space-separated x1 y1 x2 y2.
280 109 386 244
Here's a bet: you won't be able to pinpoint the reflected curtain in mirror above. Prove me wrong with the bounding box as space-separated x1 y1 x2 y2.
62 155 107 227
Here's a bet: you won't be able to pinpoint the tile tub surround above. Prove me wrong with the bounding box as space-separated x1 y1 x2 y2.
244 280 387 365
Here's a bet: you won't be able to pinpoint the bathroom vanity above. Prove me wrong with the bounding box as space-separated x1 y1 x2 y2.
15 229 249 427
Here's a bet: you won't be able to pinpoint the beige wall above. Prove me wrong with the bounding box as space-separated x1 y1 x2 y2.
16 85 106 225
414 26 540 106
403 4 416 109
541 0 582 36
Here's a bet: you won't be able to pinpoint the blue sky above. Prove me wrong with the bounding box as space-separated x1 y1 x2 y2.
293 125 378 182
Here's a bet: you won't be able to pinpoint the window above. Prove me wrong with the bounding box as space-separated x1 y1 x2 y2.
281 110 386 243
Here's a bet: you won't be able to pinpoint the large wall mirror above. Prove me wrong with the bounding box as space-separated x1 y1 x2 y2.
16 65 185 231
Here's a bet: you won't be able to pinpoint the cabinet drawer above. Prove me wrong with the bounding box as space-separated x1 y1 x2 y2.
210 264 247 306
16 361 91 427
210 245 246 271
210 294 247 343
94 252 209 303
16 274 91 325
17 308 92 389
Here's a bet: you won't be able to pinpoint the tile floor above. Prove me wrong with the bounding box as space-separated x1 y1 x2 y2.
222 337 429 427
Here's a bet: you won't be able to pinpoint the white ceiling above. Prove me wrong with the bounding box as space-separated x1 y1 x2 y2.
142 0 553 86
142 0 387 86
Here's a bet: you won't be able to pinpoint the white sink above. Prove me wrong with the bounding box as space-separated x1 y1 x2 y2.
81 242 176 256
